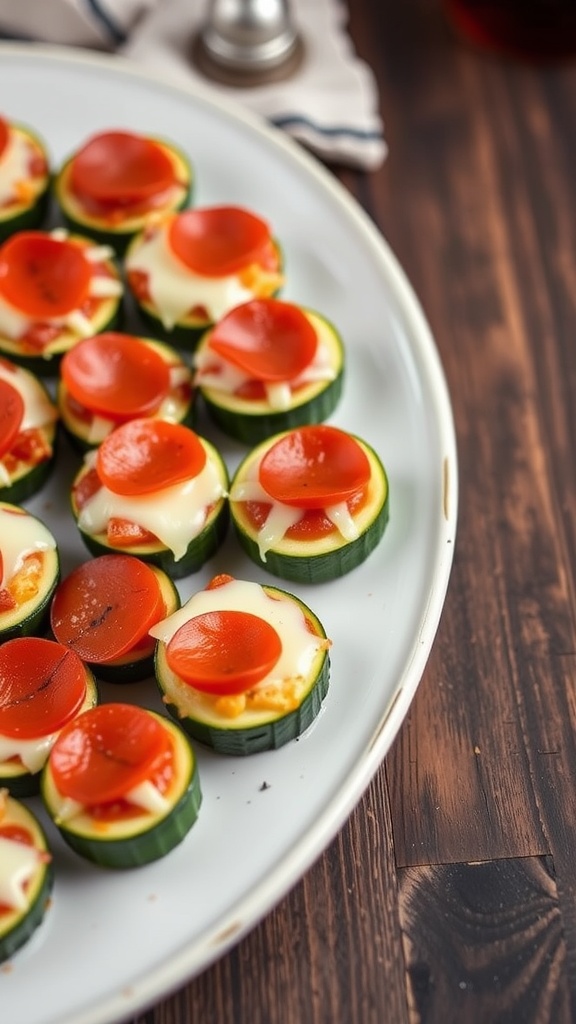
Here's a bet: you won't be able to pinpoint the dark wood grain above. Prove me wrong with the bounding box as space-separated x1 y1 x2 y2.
399 858 571 1023
130 2 576 1022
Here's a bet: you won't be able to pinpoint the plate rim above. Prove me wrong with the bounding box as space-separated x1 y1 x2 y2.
0 41 458 1024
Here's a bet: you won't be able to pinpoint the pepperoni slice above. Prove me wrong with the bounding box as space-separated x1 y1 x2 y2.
206 573 235 590
50 555 165 663
69 130 176 206
0 378 24 458
0 232 91 318
0 117 9 161
0 637 87 739
166 610 282 695
50 703 172 805
61 333 171 422
258 425 372 509
96 418 207 496
208 299 317 381
168 206 273 277
0 824 34 846
106 518 159 547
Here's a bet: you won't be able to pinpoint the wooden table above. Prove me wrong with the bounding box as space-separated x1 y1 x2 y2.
132 2 576 1021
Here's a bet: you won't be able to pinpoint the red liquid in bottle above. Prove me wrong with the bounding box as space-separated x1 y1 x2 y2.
444 0 576 61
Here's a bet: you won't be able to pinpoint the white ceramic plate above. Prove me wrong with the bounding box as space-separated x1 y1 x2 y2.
0 44 457 1024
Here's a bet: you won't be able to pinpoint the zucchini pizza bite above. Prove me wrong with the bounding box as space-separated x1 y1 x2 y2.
0 229 123 374
193 298 344 444
54 129 192 253
125 205 284 350
50 554 180 684
0 356 58 503
0 637 98 797
71 418 229 579
0 789 53 964
0 502 59 644
0 114 50 242
57 331 195 452
152 573 332 756
229 424 390 583
41 702 202 869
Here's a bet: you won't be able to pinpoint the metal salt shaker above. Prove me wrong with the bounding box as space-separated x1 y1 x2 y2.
193 0 304 85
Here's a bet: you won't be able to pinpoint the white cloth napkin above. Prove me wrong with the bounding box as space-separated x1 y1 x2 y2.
0 0 387 170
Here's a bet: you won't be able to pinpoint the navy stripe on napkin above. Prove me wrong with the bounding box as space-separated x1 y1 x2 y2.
82 0 127 45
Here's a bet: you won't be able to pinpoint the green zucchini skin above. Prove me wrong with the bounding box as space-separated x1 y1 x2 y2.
196 310 345 446
0 669 99 797
53 138 193 255
57 337 197 455
0 796 53 964
41 714 202 869
129 306 214 353
0 504 60 644
160 655 330 756
154 584 331 756
76 506 229 581
229 434 390 584
71 436 229 580
0 550 59 643
0 358 59 501
234 506 389 584
0 422 58 505
0 769 43 801
0 188 50 243
201 375 344 446
0 125 51 243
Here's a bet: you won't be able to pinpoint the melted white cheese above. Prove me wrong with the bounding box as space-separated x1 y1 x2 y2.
149 577 324 686
229 468 360 559
0 362 57 432
0 506 56 589
77 450 226 560
0 835 43 911
125 223 256 329
194 338 336 411
127 779 170 814
0 128 42 206
53 777 170 825
0 733 56 775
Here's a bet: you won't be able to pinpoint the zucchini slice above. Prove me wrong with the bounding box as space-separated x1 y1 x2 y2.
57 334 196 454
0 638 99 798
41 707 202 869
53 134 193 254
152 575 331 756
0 359 59 504
50 558 181 685
0 502 60 644
229 426 390 583
0 790 53 964
124 209 284 353
70 430 229 580
0 121 51 243
89 563 180 683
195 306 345 445
0 231 123 376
